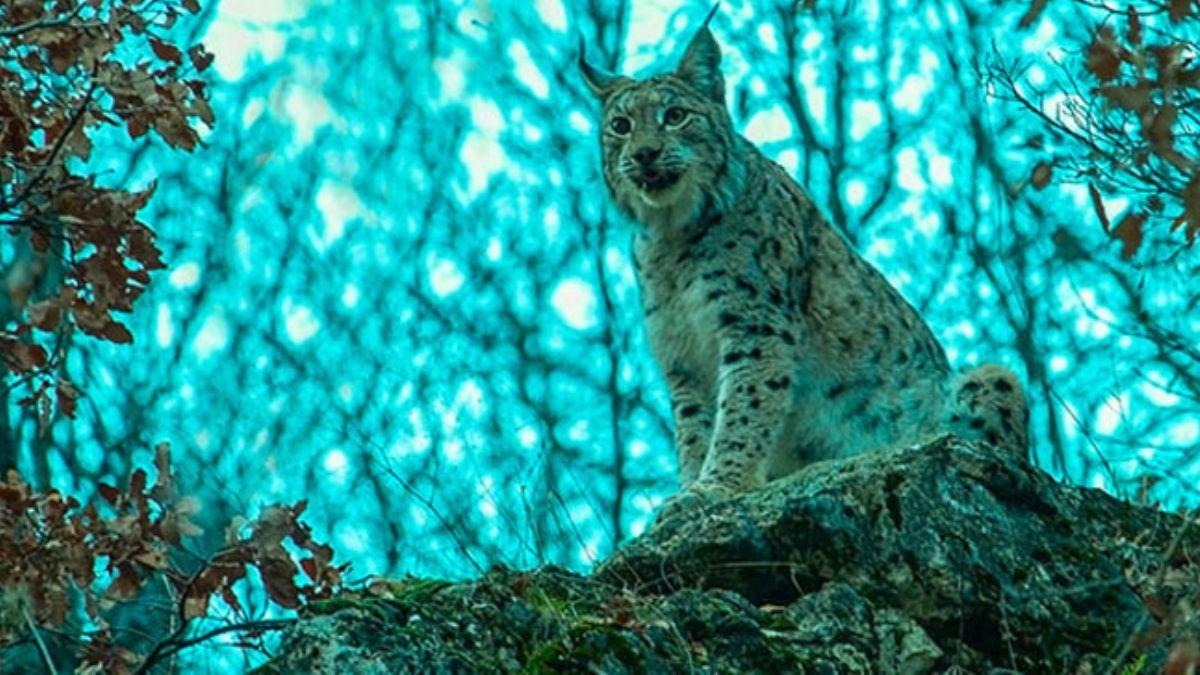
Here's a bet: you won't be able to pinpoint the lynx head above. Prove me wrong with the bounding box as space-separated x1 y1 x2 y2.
579 8 743 230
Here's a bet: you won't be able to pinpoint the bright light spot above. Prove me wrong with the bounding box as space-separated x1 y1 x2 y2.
629 439 648 458
442 439 464 465
568 111 592 134
567 418 589 442
428 255 466 296
342 283 360 308
551 278 598 330
242 99 265 127
459 132 506 199
203 0 301 80
433 51 467 100
282 300 320 343
486 237 503 261
517 426 539 448
470 97 504 135
777 149 799 173
1169 419 1199 445
170 262 201 289
156 304 174 348
283 85 333 146
193 311 229 358
456 379 485 416
535 0 567 31
950 319 976 339
845 180 867 207
745 108 793 144
1096 393 1127 435
1049 355 1069 373
893 74 931 114
324 449 349 484
508 41 549 99
928 153 953 188
757 23 778 52
1142 371 1180 407
543 204 561 239
866 237 896 259
336 524 369 553
897 149 926 191
314 181 362 251
849 101 881 140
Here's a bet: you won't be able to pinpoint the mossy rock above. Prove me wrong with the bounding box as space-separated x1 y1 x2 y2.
264 437 1196 673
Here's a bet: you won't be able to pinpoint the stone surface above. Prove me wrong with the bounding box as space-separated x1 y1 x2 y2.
261 436 1196 674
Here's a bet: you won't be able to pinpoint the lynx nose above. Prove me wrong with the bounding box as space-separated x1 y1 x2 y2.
632 147 661 166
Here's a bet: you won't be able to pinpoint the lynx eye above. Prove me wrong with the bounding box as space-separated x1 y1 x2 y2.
610 116 632 135
663 106 688 126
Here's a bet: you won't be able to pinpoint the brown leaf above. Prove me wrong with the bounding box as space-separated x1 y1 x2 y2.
56 378 78 419
97 482 120 506
257 555 301 609
1127 6 1142 46
1147 104 1177 153
182 0 201 13
129 468 147 496
1175 173 1200 246
1086 27 1123 81
1169 0 1192 22
1113 212 1146 260
101 321 134 344
149 38 183 65
152 442 172 497
1096 83 1154 113
188 45 214 73
1018 0 1048 28
1030 162 1052 190
27 298 62 331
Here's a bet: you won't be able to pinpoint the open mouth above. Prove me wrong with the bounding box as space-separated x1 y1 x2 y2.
635 169 681 192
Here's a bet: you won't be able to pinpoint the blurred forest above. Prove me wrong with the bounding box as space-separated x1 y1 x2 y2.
3 0 1200 670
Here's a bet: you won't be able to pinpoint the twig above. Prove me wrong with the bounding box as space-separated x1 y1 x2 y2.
21 604 59 675
133 618 295 674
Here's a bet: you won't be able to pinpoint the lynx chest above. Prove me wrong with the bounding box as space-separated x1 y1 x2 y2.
634 235 725 394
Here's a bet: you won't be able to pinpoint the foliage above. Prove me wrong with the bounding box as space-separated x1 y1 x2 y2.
0 444 344 673
0 0 213 424
993 0 1200 258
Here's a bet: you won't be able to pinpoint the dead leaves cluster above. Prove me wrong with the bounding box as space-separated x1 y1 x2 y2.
0 447 345 673
0 0 214 422
1079 5 1200 258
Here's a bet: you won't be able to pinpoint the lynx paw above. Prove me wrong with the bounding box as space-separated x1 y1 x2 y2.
655 481 735 523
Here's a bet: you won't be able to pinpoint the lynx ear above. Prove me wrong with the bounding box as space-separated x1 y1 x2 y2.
578 40 627 98
675 5 724 102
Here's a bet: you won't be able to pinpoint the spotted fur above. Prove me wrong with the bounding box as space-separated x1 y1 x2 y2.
580 13 1030 498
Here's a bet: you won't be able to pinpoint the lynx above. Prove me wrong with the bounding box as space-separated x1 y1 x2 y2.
579 8 1030 508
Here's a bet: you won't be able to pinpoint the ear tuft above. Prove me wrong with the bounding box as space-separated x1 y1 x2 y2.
675 6 724 102
578 40 626 98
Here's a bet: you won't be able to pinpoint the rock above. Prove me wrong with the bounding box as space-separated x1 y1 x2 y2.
261 436 1196 673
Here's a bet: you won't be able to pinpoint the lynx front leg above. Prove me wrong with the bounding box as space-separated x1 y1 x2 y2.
665 367 715 488
697 334 793 493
